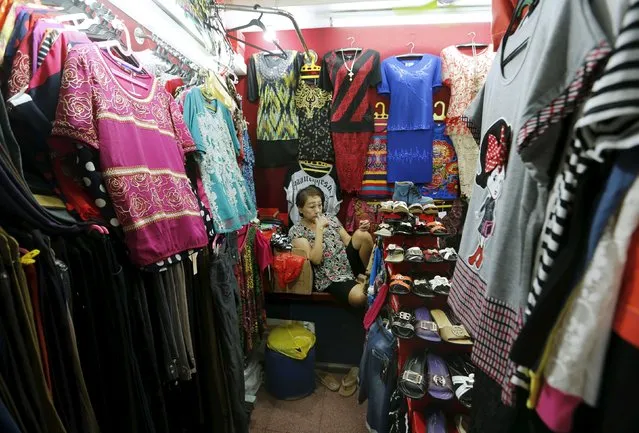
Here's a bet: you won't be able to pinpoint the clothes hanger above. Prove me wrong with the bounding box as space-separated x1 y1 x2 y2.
301 160 331 168
501 0 540 70
335 36 362 54
300 49 321 80
226 13 287 59
395 42 424 60
299 160 331 174
455 32 488 50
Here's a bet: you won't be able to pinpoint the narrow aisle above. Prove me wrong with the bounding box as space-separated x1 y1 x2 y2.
250 380 368 433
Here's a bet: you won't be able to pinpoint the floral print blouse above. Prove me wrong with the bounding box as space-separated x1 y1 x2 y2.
441 46 495 136
289 215 354 291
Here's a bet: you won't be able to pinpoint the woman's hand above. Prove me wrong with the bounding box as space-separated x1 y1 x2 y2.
358 219 371 232
315 215 329 231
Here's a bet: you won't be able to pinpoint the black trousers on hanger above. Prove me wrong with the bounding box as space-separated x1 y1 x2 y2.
209 238 249 433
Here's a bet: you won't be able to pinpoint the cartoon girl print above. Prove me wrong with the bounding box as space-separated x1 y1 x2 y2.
468 120 511 269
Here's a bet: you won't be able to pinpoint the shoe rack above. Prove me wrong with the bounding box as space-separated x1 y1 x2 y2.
380 210 472 433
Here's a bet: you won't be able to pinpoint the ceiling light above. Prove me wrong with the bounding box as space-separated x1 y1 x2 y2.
263 26 277 42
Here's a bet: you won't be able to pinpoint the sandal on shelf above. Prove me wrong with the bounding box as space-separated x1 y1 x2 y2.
374 223 393 237
423 203 439 215
448 355 474 408
430 309 473 345
391 309 415 339
394 221 413 235
427 410 447 433
380 201 394 213
413 278 435 298
430 276 451 295
385 244 404 263
427 221 449 236
440 247 458 261
405 247 424 263
414 221 430 235
389 274 412 295
423 249 443 263
339 366 359 397
409 203 423 215
398 352 427 399
414 308 441 342
316 370 340 392
393 201 410 214
426 353 454 401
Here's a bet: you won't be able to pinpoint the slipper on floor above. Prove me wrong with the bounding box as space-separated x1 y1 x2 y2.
455 415 470 433
426 353 454 400
339 366 359 397
316 370 340 392
414 308 441 342
342 366 359 388
430 309 473 345
398 352 427 399
427 410 447 433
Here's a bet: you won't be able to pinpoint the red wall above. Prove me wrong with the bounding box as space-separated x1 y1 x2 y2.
238 23 491 213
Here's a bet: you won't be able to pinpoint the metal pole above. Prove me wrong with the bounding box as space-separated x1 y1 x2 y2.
214 3 310 59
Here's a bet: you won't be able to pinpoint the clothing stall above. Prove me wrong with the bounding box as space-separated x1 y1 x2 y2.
0 1 637 433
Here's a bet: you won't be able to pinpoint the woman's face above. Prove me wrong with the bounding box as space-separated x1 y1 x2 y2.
300 195 323 221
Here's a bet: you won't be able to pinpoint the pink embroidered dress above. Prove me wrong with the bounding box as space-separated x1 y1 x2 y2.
51 44 207 266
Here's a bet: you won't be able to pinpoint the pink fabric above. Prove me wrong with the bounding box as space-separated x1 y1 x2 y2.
364 283 388 330
52 44 207 266
255 229 273 272
536 381 582 433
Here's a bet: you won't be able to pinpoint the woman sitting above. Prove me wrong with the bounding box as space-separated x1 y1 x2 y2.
289 186 374 307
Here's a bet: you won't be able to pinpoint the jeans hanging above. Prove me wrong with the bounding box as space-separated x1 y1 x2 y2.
358 318 397 433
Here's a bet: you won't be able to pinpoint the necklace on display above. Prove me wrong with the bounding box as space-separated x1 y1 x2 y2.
341 50 361 81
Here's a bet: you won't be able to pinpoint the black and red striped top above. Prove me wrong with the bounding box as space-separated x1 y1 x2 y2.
320 49 381 133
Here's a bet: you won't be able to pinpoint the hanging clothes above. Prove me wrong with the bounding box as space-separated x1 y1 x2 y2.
50 44 208 266
321 49 381 192
359 130 392 200
441 45 494 198
294 79 334 163
447 0 611 417
421 122 460 200
248 50 304 168
183 87 257 233
378 54 442 183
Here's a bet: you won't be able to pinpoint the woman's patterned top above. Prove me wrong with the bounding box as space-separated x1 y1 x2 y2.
294 80 334 162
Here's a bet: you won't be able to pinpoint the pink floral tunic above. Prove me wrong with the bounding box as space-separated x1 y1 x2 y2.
52 44 207 266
